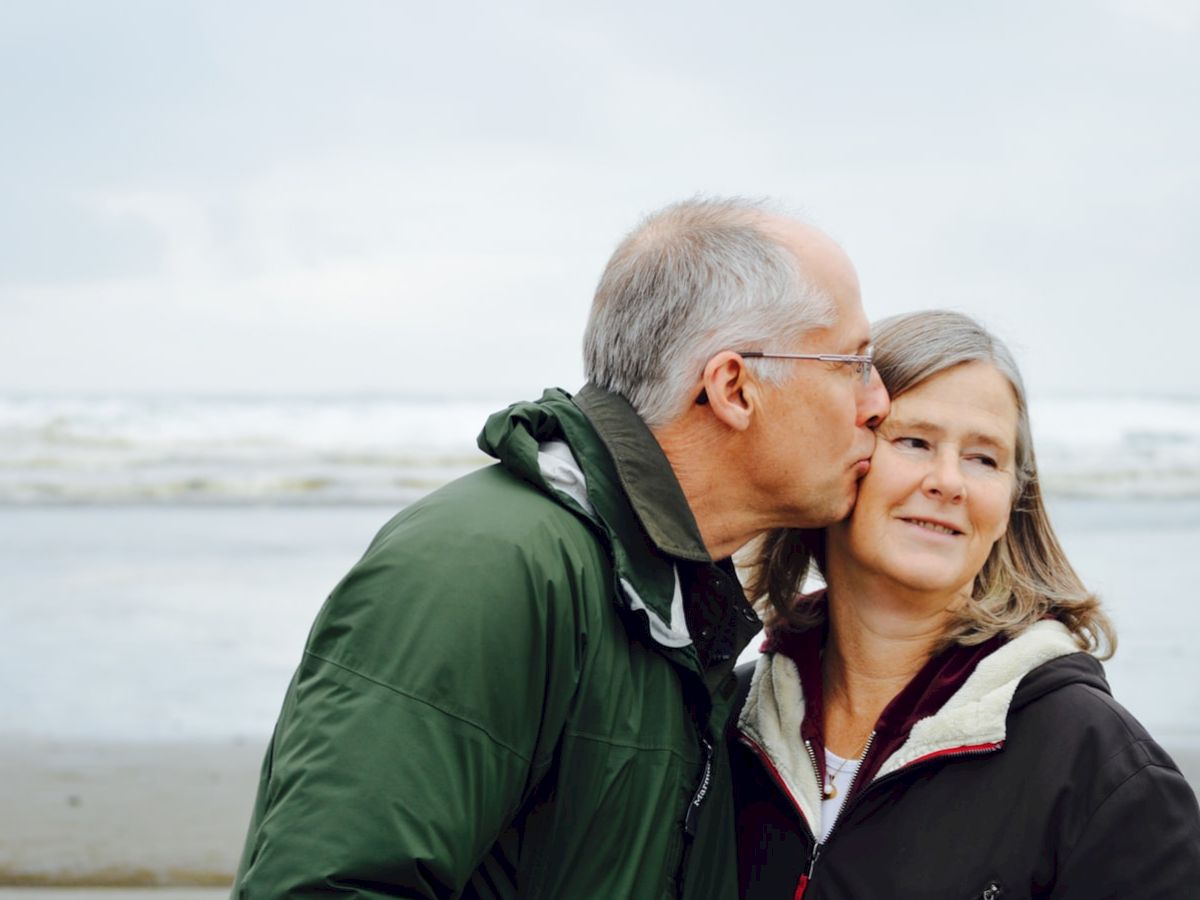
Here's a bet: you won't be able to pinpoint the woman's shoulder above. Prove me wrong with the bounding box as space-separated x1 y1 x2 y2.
1009 650 1185 786
1006 653 1200 892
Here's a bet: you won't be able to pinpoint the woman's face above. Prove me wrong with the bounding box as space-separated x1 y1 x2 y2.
827 360 1020 601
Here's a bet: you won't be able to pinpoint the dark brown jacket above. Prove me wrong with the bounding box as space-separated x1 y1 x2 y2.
732 620 1200 899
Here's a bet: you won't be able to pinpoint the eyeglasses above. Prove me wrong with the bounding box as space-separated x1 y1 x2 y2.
736 344 875 385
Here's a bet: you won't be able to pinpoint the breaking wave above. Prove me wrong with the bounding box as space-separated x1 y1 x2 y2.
1 393 1198 504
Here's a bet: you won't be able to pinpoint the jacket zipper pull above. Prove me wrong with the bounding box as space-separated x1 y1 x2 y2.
794 843 821 899
683 738 714 837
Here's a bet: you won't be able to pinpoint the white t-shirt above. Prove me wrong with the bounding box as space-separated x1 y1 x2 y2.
820 748 862 842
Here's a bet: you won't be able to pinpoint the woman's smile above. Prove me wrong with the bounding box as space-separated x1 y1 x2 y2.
896 516 964 537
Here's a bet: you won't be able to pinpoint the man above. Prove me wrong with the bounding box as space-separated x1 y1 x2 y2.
233 198 889 898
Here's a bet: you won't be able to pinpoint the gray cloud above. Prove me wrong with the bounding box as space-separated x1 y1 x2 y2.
2 0 1196 399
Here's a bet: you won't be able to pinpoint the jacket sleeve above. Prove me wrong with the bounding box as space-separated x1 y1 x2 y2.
1052 751 1200 898
233 493 596 898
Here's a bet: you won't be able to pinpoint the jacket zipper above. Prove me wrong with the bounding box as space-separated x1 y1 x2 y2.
796 731 876 891
793 841 820 900
749 731 994 897
803 739 821 791
683 737 714 837
900 741 1003 769
832 731 875 818
743 734 822 898
740 734 817 842
804 739 1005 896
823 738 1000 838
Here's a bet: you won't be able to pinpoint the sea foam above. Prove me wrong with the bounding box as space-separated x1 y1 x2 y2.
1 392 1197 503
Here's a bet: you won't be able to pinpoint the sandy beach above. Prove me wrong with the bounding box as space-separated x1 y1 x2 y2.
2 733 1199 889
0 893 226 900
0 893 225 899
0 739 263 888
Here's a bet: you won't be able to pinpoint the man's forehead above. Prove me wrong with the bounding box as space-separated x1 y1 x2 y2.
814 295 871 351
844 308 873 349
763 214 866 348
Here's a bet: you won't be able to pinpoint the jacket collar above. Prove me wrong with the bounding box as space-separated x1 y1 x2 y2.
876 620 1082 775
764 613 1005 797
476 386 698 653
738 619 1084 837
573 383 710 563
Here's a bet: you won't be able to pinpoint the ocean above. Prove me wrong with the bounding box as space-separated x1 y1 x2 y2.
2 391 1199 745
3 391 1199 506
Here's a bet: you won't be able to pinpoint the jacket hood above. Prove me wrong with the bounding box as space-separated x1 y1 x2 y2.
477 387 695 652
477 389 584 507
1009 644 1109 712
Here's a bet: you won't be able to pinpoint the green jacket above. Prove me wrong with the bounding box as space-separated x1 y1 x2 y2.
233 384 760 899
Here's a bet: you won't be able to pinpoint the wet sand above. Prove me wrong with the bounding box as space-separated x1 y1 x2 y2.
2 735 1199 888
0 739 263 888
0 892 225 899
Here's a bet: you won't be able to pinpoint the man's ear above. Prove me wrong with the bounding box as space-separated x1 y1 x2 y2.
700 351 755 431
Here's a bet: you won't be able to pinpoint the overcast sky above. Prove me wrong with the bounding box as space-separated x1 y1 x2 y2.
2 0 1197 401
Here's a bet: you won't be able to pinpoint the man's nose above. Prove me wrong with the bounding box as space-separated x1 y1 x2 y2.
858 369 890 429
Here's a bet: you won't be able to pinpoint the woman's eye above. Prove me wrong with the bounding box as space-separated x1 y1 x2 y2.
895 437 929 450
969 455 998 469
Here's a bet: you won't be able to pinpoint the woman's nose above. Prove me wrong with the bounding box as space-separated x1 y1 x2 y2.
923 450 965 501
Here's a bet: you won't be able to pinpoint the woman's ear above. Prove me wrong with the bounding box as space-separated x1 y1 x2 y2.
700 351 755 431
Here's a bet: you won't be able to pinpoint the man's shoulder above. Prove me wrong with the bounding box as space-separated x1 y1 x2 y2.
375 463 599 551
333 464 612 616
307 465 618 674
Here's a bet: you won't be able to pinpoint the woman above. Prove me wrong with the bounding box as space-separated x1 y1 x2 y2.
731 310 1200 899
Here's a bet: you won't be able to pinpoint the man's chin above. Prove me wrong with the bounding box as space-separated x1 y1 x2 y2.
780 480 861 530
836 480 862 521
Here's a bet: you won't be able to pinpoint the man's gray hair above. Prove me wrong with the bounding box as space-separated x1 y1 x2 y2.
582 197 836 428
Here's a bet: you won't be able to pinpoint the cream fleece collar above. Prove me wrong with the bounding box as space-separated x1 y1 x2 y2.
737 619 1082 837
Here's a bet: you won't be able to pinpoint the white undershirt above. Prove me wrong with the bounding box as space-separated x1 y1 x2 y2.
820 748 862 842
